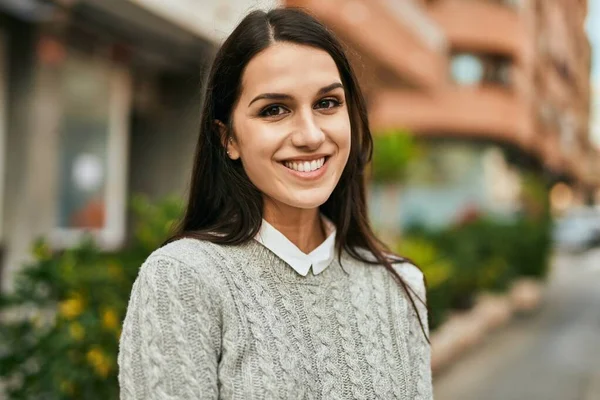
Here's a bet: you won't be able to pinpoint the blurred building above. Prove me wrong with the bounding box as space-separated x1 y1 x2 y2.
0 0 275 291
0 0 597 290
586 0 600 205
287 0 599 230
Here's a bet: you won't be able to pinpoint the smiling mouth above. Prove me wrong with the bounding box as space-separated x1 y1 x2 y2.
282 156 329 173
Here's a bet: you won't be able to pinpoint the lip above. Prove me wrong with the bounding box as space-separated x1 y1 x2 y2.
280 153 330 162
279 156 330 181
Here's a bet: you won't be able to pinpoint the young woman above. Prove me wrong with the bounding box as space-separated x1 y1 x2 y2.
118 8 432 400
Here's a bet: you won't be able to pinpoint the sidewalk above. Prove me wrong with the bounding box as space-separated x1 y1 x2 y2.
433 249 600 400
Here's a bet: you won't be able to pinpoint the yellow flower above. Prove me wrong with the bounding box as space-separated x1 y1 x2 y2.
60 380 75 395
86 347 111 378
59 294 84 320
69 322 85 341
101 308 119 331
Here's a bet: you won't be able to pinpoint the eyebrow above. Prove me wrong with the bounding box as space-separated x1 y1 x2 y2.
247 82 344 107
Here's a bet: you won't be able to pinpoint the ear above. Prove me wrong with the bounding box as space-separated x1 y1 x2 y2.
214 120 240 160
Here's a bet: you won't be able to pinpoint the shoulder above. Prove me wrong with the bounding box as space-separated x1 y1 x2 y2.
345 247 426 299
146 236 253 273
137 237 234 292
122 239 225 343
148 237 224 265
392 261 426 300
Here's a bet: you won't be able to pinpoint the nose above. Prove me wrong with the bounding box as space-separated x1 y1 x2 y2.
290 110 325 150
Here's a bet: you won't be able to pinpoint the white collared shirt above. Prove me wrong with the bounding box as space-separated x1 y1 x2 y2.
254 216 336 276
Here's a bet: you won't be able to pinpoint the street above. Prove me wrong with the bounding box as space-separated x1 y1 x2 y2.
433 249 600 400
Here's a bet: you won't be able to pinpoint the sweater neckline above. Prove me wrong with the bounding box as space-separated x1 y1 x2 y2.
245 239 352 287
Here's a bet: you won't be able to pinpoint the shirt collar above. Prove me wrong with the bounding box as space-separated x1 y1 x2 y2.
254 216 337 276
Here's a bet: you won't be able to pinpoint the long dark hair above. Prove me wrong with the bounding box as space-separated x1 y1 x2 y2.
163 8 429 342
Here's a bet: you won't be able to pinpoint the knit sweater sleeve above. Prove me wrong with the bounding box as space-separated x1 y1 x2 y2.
118 254 222 400
394 262 433 399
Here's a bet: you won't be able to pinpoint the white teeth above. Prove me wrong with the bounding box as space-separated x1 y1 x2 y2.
284 157 326 172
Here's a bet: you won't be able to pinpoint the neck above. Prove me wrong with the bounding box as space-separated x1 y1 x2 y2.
263 201 326 253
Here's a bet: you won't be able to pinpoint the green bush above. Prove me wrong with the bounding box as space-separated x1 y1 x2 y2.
371 129 417 183
401 209 552 319
0 195 183 400
505 218 552 279
428 219 515 308
510 173 552 279
396 236 454 330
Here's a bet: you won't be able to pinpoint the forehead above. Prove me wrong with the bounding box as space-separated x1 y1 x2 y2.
240 42 342 97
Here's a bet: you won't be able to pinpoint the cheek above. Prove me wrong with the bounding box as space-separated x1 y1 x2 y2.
327 112 352 155
236 121 277 160
235 122 283 182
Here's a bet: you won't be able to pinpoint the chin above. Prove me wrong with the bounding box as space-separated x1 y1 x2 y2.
282 187 334 210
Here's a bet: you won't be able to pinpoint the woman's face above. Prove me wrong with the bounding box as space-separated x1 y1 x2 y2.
226 42 351 212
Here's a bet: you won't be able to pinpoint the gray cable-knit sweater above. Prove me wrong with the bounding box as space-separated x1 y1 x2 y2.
117 237 432 399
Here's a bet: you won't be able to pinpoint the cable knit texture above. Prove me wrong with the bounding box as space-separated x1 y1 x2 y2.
118 238 432 399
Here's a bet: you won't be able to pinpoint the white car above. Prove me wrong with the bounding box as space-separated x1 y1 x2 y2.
553 207 600 252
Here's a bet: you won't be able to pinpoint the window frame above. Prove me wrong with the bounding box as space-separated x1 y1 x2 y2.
50 56 131 250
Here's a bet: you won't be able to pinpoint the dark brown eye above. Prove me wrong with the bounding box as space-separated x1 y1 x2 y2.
315 99 340 109
260 105 287 117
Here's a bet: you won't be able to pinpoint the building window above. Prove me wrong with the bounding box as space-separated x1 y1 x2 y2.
52 52 130 249
450 54 484 85
487 61 512 86
451 53 513 88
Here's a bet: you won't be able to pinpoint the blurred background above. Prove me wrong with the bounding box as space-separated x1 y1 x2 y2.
0 0 599 399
